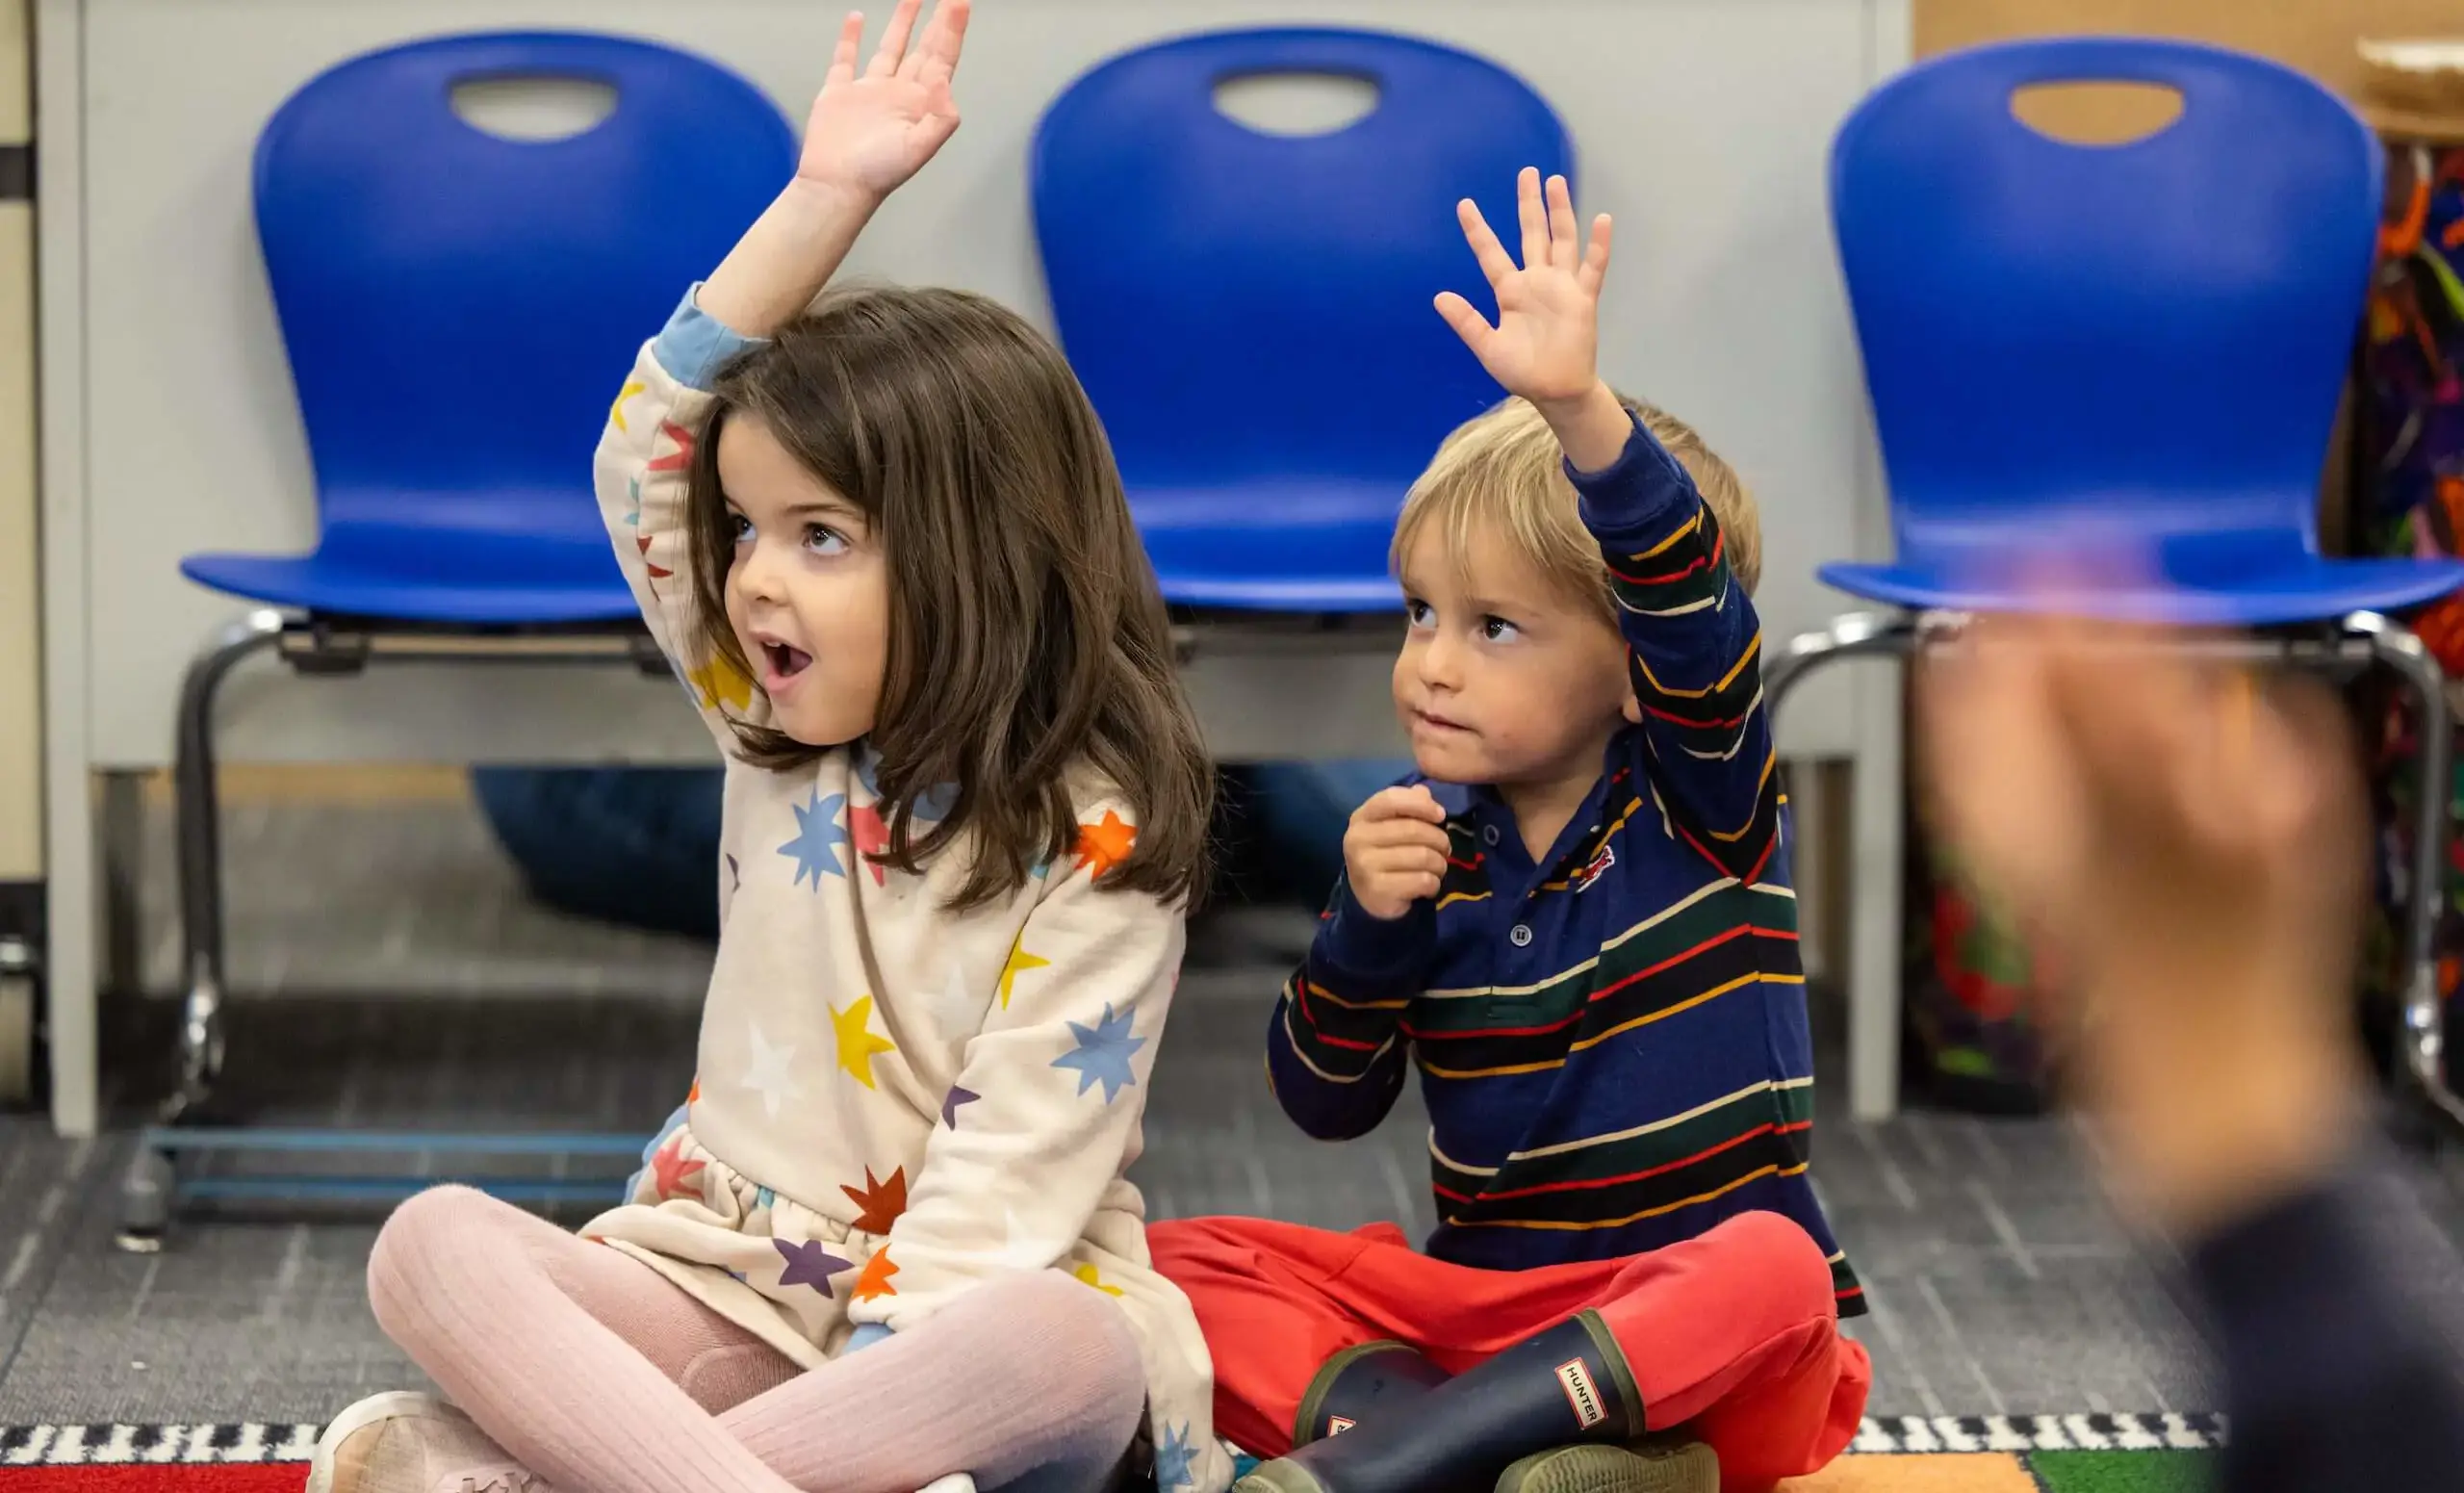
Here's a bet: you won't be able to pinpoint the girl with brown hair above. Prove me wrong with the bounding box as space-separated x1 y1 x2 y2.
308 5 1227 1491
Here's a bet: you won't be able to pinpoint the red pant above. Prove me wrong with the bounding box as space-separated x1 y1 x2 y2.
1147 1210 1869 1492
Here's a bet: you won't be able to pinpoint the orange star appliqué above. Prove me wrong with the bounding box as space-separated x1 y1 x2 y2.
852 1248 900 1301
650 1136 705 1200
840 1166 909 1234
849 804 891 886
1072 811 1138 878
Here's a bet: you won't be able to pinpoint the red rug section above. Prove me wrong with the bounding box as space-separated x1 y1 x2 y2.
0 1470 302 1490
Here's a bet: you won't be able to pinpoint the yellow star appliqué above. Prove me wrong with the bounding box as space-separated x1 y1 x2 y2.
1072 1262 1124 1298
830 995 896 1090
609 378 646 432
686 653 755 714
997 932 1051 1010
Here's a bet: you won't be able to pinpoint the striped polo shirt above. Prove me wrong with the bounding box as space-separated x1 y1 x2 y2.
1265 414 1863 1317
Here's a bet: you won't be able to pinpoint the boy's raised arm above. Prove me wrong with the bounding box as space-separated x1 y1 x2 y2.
1436 168 1779 882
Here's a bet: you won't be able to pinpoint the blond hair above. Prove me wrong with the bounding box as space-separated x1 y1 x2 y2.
1392 394 1760 617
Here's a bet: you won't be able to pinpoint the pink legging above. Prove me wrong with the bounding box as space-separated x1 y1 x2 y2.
368 1185 1145 1493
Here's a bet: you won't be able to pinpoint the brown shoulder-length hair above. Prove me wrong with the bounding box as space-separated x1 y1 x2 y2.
682 284 1214 911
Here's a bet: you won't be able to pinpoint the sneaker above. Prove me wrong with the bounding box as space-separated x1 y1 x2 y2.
1494 1439 1719 1493
305 1391 545 1493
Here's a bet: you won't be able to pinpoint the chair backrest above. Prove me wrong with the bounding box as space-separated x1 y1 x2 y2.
1830 38 2381 565
1033 27 1572 490
255 32 794 542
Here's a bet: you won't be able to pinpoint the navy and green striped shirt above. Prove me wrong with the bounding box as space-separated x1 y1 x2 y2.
1266 414 1863 1316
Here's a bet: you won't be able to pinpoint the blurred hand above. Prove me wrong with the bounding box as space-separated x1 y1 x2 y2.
1917 601 2369 1237
1344 786 1452 921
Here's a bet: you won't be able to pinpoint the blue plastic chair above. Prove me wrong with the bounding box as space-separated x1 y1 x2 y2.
131 33 794 1243
184 32 788 621
1769 37 2464 1125
1033 27 1572 610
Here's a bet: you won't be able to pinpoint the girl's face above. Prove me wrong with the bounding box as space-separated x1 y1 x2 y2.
718 414 890 747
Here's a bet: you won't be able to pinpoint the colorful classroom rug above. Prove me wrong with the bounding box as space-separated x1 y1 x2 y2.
0 1417 2225 1490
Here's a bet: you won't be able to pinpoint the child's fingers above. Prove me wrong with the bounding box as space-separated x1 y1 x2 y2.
1455 198 1515 285
826 10 866 84
1362 785 1449 826
1577 215 1614 297
907 0 969 85
1366 844 1450 882
1516 167 1549 273
1392 820 1455 858
1544 175 1580 270
867 0 925 76
1433 292 1500 360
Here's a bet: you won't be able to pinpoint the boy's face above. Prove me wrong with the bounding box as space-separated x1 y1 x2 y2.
1393 519 1636 796
719 414 890 748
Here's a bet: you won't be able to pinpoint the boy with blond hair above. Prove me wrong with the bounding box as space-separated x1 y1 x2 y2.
1150 170 1865 1493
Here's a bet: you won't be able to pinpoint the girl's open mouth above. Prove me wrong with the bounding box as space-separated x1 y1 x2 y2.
764 642 813 681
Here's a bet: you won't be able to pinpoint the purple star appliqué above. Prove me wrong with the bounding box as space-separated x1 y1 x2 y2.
941 1086 980 1127
774 1237 853 1296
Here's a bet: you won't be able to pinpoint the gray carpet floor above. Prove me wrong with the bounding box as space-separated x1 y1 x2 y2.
2 784 2462 1429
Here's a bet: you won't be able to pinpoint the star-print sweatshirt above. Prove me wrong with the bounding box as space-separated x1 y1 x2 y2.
584 289 1228 1493
1266 413 1863 1318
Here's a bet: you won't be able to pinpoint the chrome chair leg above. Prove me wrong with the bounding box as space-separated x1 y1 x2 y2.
120 609 284 1252
2346 612 2464 1128
167 610 285 1124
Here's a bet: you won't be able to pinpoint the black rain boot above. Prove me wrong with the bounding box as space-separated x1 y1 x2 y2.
1236 1311 1646 1493
1292 1341 1452 1446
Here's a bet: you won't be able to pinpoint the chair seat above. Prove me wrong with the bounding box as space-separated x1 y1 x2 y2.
1129 478 1406 612
182 520 640 625
1820 549 2464 627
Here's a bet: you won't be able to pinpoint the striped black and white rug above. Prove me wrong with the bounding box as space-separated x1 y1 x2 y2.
0 1414 2228 1467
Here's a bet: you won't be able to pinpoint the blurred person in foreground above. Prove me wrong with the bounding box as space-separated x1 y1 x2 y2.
1918 593 2464 1493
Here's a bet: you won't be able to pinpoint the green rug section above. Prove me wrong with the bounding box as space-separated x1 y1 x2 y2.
2028 1450 2215 1491
1226 1447 2221 1488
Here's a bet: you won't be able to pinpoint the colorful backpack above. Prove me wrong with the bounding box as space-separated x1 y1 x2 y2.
1903 841 2059 1114
2356 142 2464 1086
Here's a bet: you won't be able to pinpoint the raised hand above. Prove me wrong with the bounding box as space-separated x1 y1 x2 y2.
1435 168 1613 411
797 0 970 202
699 0 969 335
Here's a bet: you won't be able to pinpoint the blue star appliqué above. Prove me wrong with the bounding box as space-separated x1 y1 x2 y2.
779 791 850 888
756 1185 777 1213
1153 1422 1197 1491
855 750 957 822
623 475 642 529
1050 1004 1145 1104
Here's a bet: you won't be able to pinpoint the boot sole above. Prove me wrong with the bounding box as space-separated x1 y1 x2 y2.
1497 1441 1720 1493
1236 1462 1330 1493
